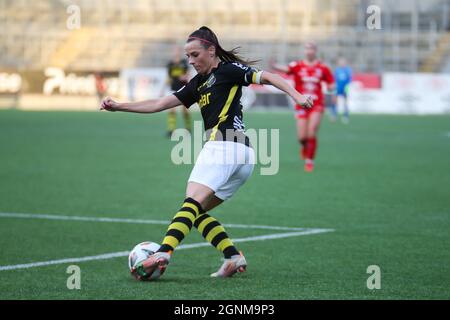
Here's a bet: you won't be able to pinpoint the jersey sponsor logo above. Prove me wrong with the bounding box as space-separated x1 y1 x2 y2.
299 66 323 80
198 92 211 108
299 72 320 83
304 82 318 92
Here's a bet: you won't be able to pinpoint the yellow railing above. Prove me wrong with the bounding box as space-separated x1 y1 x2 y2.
49 28 96 68
420 32 450 73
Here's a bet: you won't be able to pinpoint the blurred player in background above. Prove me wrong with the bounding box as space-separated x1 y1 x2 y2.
94 72 107 105
271 42 335 172
330 57 352 124
165 46 192 137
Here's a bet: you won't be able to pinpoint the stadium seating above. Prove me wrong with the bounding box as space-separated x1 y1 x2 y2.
0 0 449 72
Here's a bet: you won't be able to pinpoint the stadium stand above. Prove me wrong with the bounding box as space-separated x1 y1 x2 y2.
0 0 449 72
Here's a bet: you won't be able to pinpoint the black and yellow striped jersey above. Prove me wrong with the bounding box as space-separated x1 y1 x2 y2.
167 59 189 91
174 61 262 146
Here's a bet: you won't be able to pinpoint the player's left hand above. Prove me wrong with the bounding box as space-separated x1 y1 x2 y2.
295 94 314 109
100 96 119 112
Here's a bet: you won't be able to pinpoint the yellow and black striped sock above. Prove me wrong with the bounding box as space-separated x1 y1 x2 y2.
158 198 203 253
183 111 191 132
167 111 176 133
194 213 240 258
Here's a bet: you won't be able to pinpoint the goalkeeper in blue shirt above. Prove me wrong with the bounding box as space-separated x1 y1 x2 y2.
331 57 352 124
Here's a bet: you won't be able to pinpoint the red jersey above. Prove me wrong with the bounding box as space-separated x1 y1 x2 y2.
287 60 334 107
95 75 106 94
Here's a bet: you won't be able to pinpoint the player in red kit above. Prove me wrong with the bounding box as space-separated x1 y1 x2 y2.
272 42 335 172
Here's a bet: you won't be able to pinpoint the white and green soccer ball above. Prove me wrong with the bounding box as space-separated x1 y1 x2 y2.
128 241 161 280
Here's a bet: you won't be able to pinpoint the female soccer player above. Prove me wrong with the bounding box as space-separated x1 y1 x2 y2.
272 42 335 172
101 26 313 280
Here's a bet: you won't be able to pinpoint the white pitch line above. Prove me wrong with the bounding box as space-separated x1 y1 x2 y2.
0 228 333 272
0 212 308 231
232 229 334 242
0 251 130 272
0 212 171 226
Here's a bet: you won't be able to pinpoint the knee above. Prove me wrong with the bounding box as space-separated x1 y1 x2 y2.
185 185 215 209
306 130 316 139
298 130 307 140
185 193 209 210
307 126 319 138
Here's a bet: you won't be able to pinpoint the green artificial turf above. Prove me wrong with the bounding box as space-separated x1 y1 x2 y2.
0 109 449 299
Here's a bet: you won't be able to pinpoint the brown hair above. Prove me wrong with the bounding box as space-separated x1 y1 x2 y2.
187 26 259 65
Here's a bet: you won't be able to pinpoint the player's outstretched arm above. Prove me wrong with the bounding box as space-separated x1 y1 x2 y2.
260 71 313 109
268 57 290 74
100 95 181 113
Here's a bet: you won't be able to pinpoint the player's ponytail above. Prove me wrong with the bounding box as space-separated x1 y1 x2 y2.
187 26 259 66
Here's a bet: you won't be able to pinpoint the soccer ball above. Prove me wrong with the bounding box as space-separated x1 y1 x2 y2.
128 241 161 280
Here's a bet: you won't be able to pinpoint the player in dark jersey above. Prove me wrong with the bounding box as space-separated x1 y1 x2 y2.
101 26 312 280
165 46 191 137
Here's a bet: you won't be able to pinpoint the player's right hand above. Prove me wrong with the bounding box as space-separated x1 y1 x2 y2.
100 96 119 112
